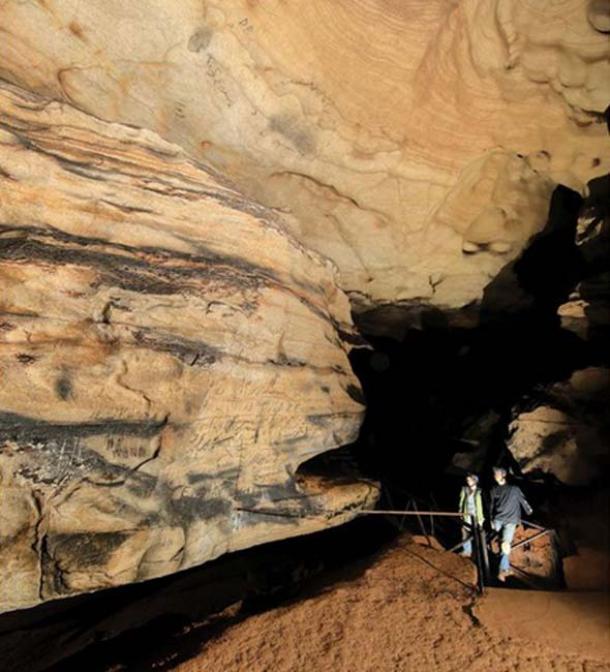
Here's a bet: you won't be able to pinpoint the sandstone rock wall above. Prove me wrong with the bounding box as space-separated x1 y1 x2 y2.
1 0 608 615
0 82 377 614
1 0 608 313
508 368 610 485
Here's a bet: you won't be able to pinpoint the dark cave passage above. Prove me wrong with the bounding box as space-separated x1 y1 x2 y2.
348 316 592 503
349 184 607 498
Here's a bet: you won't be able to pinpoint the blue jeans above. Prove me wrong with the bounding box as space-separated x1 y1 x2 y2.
492 520 517 572
461 516 476 555
462 525 473 556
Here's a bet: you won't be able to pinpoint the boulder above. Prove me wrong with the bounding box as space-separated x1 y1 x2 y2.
0 81 378 614
508 368 610 485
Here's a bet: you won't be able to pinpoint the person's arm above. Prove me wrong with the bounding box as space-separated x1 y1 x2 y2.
518 488 533 516
488 487 495 520
458 488 465 518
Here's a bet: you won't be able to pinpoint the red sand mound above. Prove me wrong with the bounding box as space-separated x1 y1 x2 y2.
173 538 610 672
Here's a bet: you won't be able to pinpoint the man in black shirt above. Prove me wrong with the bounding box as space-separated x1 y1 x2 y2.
490 466 533 582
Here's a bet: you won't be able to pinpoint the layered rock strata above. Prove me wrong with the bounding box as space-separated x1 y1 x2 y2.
0 82 377 614
1 0 608 313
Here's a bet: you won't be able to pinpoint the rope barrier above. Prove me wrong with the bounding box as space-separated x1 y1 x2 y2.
522 520 546 531
238 506 553 593
510 528 551 550
356 509 465 517
238 507 464 518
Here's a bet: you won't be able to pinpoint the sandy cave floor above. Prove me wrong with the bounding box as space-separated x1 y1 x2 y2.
157 537 610 672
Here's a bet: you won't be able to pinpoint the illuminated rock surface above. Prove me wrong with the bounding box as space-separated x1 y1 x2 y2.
508 367 610 486
0 82 376 614
0 0 609 617
1 0 608 312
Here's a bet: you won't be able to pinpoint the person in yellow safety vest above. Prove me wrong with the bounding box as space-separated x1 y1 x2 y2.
459 473 485 558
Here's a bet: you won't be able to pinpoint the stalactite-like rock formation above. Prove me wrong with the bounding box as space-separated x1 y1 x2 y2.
0 82 377 614
1 0 608 315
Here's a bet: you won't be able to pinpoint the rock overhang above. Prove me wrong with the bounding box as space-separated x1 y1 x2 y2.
0 81 378 614
0 0 607 317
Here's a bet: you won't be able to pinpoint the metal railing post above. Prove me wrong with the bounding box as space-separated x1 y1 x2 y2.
477 522 491 586
471 520 485 594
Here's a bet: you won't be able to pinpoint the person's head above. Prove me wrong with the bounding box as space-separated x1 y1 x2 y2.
465 473 479 489
493 466 507 484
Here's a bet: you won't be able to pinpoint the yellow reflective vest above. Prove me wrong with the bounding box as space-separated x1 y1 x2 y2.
459 486 485 525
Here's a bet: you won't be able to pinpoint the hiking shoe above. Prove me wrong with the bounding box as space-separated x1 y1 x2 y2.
497 571 508 582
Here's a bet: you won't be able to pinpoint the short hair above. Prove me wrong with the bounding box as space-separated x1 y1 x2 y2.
493 466 507 477
466 473 479 483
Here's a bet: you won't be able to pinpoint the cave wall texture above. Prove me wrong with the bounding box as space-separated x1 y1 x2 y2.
0 81 376 613
1 0 608 311
509 367 610 486
0 0 609 613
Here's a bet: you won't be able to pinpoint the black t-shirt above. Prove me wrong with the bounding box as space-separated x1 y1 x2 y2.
490 483 532 524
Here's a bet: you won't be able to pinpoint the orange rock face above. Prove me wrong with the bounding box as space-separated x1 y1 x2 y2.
0 81 377 613
0 0 608 311
0 0 608 615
